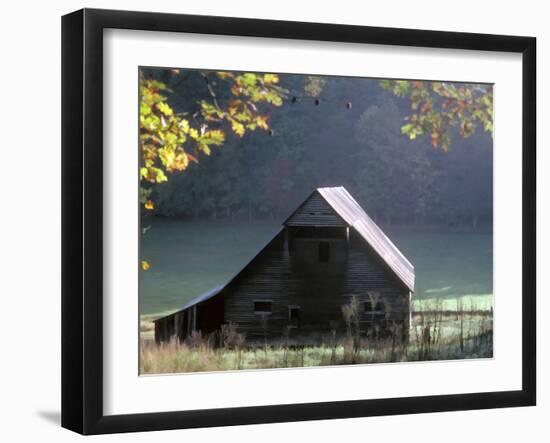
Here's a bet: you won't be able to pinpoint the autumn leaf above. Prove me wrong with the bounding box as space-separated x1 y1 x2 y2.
156 102 173 116
231 120 245 137
263 73 279 84
144 200 154 210
256 115 269 130
189 128 199 140
141 260 150 271
216 71 234 80
381 80 493 150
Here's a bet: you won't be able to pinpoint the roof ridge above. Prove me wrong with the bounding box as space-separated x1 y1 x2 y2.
318 186 414 291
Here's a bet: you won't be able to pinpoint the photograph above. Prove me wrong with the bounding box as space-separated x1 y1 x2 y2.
138 67 494 374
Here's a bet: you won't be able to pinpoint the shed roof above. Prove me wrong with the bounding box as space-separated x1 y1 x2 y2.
179 285 225 312
152 285 225 323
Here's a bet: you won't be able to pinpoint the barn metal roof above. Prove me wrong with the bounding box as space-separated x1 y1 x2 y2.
179 285 225 312
152 285 225 323
317 186 415 292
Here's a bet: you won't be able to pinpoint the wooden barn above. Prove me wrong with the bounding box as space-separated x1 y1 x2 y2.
153 186 415 344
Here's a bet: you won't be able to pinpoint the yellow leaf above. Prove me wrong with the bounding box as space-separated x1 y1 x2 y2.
231 120 245 137
158 147 175 169
189 128 199 140
156 102 173 116
263 73 279 84
256 115 269 130
180 119 190 133
141 260 150 271
216 71 234 80
144 200 154 210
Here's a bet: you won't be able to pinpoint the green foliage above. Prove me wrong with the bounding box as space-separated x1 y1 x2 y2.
139 70 288 207
380 80 493 151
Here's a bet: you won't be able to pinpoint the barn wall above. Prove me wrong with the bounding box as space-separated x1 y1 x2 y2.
154 224 411 344
196 295 224 336
345 230 410 333
154 313 175 343
285 192 347 227
223 230 299 340
223 227 410 342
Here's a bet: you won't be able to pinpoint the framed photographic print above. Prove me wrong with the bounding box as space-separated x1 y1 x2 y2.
61 8 536 435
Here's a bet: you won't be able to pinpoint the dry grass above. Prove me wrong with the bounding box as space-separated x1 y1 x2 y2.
140 309 493 374
140 320 155 341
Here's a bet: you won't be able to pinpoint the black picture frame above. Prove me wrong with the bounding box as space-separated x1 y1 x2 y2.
61 8 536 435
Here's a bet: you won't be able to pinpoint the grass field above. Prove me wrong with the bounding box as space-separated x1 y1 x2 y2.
140 310 493 374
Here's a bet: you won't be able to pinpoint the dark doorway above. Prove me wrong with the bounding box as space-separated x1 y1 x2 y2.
289 306 301 328
318 241 330 262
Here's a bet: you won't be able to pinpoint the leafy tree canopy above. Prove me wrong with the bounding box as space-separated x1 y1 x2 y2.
379 80 493 151
139 70 288 209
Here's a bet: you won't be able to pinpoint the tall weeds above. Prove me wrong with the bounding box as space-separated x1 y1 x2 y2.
140 306 493 374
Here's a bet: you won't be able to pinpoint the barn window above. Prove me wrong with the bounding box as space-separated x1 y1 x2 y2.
254 301 272 314
288 306 301 328
365 300 386 322
318 241 330 262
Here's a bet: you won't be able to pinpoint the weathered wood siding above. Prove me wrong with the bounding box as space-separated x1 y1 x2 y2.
222 227 410 341
345 230 410 332
154 291 223 343
285 192 347 227
223 230 299 340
